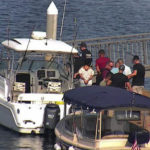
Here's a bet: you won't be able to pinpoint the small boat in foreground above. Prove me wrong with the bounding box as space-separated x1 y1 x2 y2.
55 86 150 150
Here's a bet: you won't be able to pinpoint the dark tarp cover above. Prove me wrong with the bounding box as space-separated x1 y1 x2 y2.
63 86 150 111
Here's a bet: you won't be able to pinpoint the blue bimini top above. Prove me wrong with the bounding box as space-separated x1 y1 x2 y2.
63 86 150 111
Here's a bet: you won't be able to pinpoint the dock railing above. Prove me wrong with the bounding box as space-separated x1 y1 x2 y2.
66 33 150 69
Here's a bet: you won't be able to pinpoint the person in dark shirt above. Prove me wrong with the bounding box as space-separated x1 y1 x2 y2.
74 42 92 72
79 42 92 67
101 61 114 79
108 65 132 91
73 42 92 81
128 55 145 94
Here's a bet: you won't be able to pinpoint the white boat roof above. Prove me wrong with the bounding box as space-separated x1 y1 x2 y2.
2 38 78 54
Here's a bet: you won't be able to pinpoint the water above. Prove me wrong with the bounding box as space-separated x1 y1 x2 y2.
0 0 150 149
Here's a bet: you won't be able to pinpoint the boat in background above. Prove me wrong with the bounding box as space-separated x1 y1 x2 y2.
55 86 150 150
0 1 78 134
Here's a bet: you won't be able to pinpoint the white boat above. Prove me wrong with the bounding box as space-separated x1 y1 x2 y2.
0 37 77 134
55 86 150 150
0 1 78 134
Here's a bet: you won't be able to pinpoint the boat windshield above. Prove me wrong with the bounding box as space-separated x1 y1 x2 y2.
101 109 150 138
65 113 98 139
65 109 150 140
0 50 73 81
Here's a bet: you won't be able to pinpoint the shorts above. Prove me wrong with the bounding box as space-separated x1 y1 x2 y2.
132 86 144 95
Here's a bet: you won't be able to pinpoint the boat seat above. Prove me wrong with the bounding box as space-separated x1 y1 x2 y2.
13 82 25 92
12 82 26 101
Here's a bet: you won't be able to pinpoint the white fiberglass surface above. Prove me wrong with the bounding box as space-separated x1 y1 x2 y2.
13 103 45 128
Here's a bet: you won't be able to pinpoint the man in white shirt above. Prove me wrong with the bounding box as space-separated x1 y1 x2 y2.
117 58 131 76
78 62 94 86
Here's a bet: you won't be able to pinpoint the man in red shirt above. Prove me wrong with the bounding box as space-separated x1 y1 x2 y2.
95 49 110 85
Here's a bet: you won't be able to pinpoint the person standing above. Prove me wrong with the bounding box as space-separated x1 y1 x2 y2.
111 61 119 74
78 62 94 87
95 49 110 84
79 42 92 67
73 42 92 80
128 55 145 94
117 58 131 76
108 65 132 91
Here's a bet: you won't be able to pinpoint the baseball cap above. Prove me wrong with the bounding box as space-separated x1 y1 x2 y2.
79 42 87 48
133 55 139 61
119 65 125 71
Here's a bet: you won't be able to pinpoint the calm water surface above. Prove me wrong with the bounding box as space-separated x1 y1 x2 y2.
0 0 150 149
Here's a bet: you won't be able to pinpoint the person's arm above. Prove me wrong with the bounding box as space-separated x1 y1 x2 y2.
96 65 100 74
85 69 94 84
79 68 85 80
74 72 79 78
107 80 112 86
128 70 137 79
95 59 101 74
125 82 132 91
87 75 93 81
79 73 84 80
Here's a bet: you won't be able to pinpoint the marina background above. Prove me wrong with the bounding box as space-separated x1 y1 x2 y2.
0 0 150 149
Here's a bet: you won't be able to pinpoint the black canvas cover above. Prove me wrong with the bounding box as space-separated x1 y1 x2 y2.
64 86 150 111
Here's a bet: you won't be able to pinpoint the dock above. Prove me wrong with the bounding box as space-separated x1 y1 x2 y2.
66 32 150 77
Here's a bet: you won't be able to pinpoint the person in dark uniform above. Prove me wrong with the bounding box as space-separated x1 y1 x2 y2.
128 55 145 94
78 42 92 66
107 65 132 91
73 42 92 79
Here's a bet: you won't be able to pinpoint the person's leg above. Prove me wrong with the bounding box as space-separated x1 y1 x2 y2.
96 74 103 85
80 82 86 87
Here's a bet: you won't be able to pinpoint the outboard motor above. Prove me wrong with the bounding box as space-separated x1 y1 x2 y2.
44 104 60 130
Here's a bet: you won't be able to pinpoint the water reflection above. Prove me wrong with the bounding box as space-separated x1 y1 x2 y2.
0 126 55 150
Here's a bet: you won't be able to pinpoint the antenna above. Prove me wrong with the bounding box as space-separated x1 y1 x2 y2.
68 17 78 89
59 0 67 40
16 25 35 71
6 15 13 80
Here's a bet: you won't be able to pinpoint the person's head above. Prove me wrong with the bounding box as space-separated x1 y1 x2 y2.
79 42 87 51
117 58 124 65
84 64 90 71
119 65 125 73
115 62 120 68
98 49 105 57
84 60 91 70
106 61 114 70
105 72 112 81
132 55 140 64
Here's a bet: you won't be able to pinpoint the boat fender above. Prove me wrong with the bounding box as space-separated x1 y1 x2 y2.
54 143 61 150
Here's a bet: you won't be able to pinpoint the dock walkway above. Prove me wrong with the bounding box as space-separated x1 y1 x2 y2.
66 33 150 77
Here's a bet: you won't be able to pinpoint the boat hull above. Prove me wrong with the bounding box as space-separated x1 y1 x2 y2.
0 98 45 134
0 93 66 134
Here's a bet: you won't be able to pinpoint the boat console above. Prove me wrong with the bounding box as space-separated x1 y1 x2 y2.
37 69 62 93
